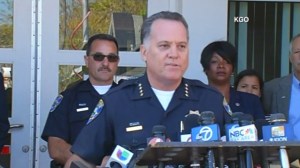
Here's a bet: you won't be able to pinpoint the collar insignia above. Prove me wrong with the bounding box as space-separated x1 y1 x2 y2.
184 83 189 97
138 83 144 96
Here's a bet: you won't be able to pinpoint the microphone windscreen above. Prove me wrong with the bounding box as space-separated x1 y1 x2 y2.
182 114 200 134
231 112 244 123
270 113 286 123
110 161 122 168
200 111 215 125
152 125 166 136
239 114 254 126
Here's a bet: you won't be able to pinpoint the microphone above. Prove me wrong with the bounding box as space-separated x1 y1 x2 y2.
225 112 244 141
147 125 166 146
227 113 257 168
228 113 258 141
191 111 220 142
105 145 134 168
147 125 168 167
262 113 295 141
180 113 200 142
262 113 295 168
191 111 219 168
240 114 256 168
279 146 290 168
206 148 216 168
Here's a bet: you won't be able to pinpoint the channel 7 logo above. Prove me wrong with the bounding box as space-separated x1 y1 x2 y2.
234 16 249 23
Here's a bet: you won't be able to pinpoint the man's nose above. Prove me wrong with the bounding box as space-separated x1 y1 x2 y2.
168 45 179 59
102 57 109 65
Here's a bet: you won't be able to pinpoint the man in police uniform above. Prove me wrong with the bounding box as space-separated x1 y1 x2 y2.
65 11 225 167
41 34 120 167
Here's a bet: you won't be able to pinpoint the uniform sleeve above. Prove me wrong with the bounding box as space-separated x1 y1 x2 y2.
41 91 71 142
0 73 10 149
70 106 113 165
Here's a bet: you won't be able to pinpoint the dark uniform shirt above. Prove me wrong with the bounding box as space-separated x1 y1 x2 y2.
0 72 9 150
71 74 226 165
225 87 265 122
41 79 116 145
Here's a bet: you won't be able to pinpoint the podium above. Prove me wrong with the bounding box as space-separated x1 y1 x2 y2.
135 141 300 167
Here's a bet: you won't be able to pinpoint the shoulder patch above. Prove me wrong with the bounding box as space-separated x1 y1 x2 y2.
49 95 63 112
86 99 104 124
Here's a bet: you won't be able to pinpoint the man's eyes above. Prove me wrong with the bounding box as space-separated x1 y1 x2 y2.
158 43 187 50
178 44 187 49
294 50 300 54
159 44 170 48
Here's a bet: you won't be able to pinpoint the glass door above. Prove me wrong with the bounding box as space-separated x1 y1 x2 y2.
0 0 37 167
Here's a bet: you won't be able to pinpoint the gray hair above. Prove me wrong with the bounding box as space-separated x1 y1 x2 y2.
140 11 189 45
289 33 300 56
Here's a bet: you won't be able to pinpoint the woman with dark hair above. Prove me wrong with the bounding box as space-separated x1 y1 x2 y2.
200 41 265 121
235 69 263 98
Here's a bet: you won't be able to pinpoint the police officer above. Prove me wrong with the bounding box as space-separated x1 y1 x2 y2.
0 72 9 151
65 11 226 167
41 34 120 167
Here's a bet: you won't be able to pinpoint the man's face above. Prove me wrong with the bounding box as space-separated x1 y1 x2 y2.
84 40 119 85
140 19 189 88
290 36 300 74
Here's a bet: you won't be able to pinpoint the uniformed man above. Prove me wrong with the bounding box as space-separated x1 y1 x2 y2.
41 34 120 167
65 11 225 168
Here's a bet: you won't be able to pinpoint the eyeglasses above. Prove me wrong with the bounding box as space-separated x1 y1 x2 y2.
89 53 119 62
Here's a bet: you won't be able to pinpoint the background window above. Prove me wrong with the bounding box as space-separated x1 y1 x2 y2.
228 1 300 81
59 0 147 51
0 0 13 48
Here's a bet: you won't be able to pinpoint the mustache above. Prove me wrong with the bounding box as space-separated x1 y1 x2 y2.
97 66 112 72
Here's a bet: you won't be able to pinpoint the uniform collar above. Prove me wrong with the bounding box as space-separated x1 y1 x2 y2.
131 73 197 101
78 79 117 96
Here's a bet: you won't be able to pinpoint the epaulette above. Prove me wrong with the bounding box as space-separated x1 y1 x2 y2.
185 78 220 94
105 78 139 96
